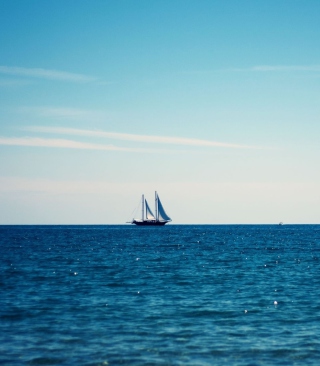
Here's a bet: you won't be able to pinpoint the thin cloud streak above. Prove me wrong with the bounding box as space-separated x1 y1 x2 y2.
252 65 320 72
27 126 256 149
227 65 320 72
32 107 104 120
0 79 34 87
19 107 110 122
0 137 165 153
0 66 96 82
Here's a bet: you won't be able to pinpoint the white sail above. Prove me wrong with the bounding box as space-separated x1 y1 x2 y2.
145 199 155 220
157 196 171 221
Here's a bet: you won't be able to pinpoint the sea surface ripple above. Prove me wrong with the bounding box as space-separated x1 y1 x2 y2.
1 225 320 365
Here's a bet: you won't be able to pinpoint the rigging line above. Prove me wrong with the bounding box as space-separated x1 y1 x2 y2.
127 198 142 221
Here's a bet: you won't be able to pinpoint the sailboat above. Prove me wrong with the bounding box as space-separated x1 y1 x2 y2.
131 191 172 226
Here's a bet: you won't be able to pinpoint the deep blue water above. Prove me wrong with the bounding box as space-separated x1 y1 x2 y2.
1 225 320 365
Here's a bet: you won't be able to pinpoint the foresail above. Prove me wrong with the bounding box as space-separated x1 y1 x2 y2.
157 196 171 221
145 199 155 220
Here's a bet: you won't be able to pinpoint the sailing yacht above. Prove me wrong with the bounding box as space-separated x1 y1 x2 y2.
131 191 172 226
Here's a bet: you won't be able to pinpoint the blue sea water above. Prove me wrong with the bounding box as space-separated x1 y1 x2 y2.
1 225 320 365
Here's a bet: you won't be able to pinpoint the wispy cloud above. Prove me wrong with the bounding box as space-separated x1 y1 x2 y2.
0 137 164 153
0 66 96 82
0 79 34 87
26 126 256 149
228 65 320 72
18 106 109 123
29 107 104 120
252 65 320 72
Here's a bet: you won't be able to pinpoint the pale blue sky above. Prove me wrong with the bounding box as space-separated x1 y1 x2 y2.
0 0 319 224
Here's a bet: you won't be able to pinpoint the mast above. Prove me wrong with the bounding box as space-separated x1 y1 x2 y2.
155 191 158 222
142 194 144 221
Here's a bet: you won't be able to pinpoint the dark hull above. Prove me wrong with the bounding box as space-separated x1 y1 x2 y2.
132 220 168 226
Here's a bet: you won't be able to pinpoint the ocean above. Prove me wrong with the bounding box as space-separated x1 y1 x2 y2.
1 225 320 365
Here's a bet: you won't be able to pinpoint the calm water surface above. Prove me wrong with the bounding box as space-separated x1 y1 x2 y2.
1 225 320 365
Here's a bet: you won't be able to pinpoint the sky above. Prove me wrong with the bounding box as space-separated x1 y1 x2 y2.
0 0 319 224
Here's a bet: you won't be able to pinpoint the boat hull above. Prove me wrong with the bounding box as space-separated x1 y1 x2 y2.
132 220 169 226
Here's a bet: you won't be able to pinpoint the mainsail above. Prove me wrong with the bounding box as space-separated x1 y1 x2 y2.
157 196 171 222
145 200 155 220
